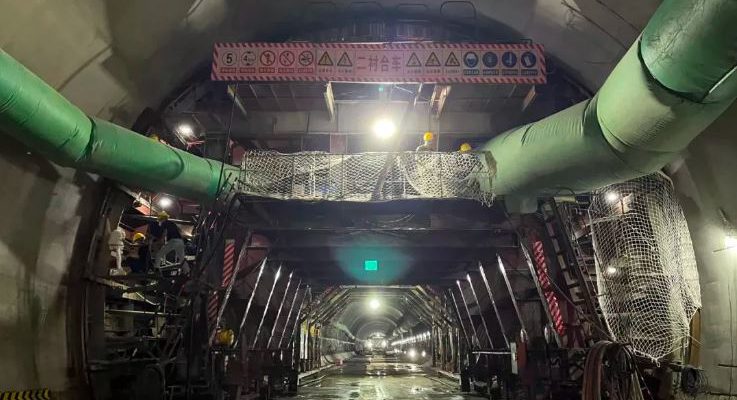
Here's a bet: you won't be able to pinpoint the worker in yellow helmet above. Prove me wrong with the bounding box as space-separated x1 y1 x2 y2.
125 232 151 273
416 131 434 151
459 143 472 153
152 210 186 270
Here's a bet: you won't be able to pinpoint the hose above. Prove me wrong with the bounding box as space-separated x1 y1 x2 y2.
582 341 645 400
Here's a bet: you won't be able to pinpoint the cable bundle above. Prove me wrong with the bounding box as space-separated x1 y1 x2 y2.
582 341 644 400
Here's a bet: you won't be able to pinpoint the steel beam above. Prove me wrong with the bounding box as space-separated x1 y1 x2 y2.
287 286 311 349
233 258 267 348
251 264 283 349
279 286 308 349
494 255 527 336
464 273 494 349
266 272 296 349
449 289 472 348
451 286 481 348
467 269 508 349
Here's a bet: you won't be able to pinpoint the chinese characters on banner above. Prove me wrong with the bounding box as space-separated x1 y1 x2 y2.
212 42 545 84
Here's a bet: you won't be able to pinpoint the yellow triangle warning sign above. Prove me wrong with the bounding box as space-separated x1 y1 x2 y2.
337 52 352 67
445 52 460 67
425 52 441 67
318 52 333 66
406 52 422 67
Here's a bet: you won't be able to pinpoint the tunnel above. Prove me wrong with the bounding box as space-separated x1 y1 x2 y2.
1 0 737 399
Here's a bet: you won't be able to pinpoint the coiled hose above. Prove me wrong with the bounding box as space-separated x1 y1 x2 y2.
582 341 645 400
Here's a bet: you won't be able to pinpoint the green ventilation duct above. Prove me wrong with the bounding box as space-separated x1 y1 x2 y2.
0 49 236 201
1 0 736 201
483 0 737 197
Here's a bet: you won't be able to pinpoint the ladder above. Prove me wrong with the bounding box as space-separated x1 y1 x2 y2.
539 199 605 346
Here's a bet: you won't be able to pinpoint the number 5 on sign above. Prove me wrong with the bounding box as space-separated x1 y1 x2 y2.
221 51 236 66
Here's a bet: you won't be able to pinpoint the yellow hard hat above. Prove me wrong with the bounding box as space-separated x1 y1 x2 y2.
423 131 434 142
459 143 472 152
157 211 169 221
132 232 146 242
215 329 235 346
149 133 160 141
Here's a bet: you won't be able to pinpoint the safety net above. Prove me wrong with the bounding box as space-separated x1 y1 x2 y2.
237 151 495 204
589 173 701 360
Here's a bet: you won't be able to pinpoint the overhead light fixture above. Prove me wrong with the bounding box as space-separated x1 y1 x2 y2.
421 350 426 358
368 298 380 311
605 191 620 204
408 349 417 359
725 234 737 250
158 196 173 209
177 123 194 137
381 340 388 348
372 118 396 139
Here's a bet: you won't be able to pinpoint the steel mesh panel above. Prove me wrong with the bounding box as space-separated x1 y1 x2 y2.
238 151 494 204
589 174 701 360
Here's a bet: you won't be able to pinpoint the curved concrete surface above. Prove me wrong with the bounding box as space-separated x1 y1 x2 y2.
1 0 736 397
0 138 103 394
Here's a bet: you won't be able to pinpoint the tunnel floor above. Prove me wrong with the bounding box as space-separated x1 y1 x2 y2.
286 356 477 400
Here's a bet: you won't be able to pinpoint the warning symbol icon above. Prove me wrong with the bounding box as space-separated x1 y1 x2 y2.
445 52 460 67
406 52 422 67
425 52 441 67
337 52 353 67
318 52 334 66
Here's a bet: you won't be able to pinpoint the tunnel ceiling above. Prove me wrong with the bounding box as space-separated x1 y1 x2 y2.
1 0 659 127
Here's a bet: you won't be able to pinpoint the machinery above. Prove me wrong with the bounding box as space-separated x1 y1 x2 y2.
0 0 734 399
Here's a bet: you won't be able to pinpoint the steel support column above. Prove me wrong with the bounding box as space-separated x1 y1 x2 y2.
252 264 283 349
265 272 294 349
269 278 301 349
233 258 268 348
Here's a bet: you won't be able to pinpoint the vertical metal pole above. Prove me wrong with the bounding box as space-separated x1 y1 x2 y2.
233 258 268 348
252 264 283 349
277 280 302 349
267 272 294 349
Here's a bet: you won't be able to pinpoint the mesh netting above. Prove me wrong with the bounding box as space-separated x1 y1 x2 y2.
589 173 701 360
238 151 495 204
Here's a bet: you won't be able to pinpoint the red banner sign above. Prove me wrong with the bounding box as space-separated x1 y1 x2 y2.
212 42 545 84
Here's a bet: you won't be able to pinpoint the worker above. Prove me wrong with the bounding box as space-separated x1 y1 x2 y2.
153 211 186 270
416 131 435 151
108 226 127 276
124 232 151 274
459 142 472 153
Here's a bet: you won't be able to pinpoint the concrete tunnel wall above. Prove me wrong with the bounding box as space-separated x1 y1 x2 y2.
669 100 737 395
0 0 736 396
0 137 103 394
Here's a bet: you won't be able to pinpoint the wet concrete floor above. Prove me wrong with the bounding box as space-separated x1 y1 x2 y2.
287 356 481 400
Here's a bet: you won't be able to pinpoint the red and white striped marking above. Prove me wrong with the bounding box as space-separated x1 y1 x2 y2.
208 239 237 334
211 41 546 84
532 238 566 337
